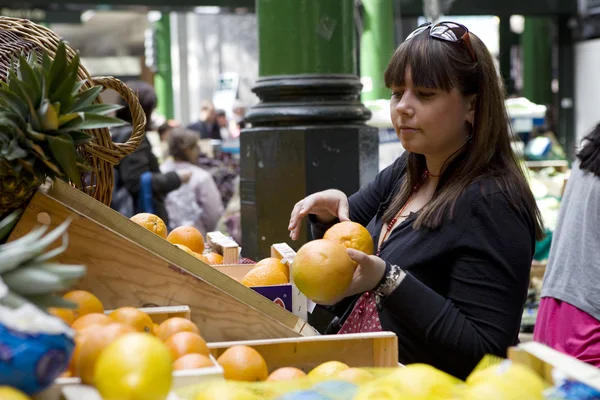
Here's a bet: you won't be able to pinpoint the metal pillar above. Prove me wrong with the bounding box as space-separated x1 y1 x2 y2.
522 17 553 105
154 13 174 119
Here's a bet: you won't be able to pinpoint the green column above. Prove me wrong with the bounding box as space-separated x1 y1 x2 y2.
498 16 517 96
360 0 396 101
154 13 174 119
257 0 355 76
522 17 552 105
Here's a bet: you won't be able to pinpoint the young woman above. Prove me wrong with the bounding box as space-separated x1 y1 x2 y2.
288 22 543 379
534 123 600 366
161 128 224 235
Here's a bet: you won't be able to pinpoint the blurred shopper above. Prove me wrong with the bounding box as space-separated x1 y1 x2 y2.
187 100 221 140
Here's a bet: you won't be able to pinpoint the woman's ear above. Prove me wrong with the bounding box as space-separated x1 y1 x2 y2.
466 94 477 125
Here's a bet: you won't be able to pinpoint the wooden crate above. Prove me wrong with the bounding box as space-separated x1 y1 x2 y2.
9 181 318 342
509 341 600 390
208 332 399 372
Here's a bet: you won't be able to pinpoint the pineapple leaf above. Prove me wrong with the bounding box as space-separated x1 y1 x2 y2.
3 139 27 160
58 112 80 127
38 100 60 131
41 52 52 73
30 294 78 310
68 130 93 145
47 42 68 94
26 125 47 141
71 80 86 95
0 291 29 309
79 113 126 130
77 103 122 116
49 53 80 109
17 158 35 175
46 134 83 188
17 55 41 105
70 85 102 112
0 88 28 121
0 210 22 241
75 154 92 171
39 157 63 177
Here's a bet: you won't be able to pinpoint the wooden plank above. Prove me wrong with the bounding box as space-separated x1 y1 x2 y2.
9 184 316 342
525 160 569 172
105 305 192 324
207 332 398 373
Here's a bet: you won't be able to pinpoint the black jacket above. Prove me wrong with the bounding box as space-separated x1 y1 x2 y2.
311 153 535 379
112 126 181 225
187 120 221 140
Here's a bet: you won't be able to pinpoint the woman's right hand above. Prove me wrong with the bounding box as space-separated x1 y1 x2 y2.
288 189 350 241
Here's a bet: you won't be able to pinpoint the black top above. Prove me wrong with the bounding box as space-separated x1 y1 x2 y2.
311 153 535 379
187 120 221 140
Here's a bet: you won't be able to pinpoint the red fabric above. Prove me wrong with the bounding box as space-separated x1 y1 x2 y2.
338 292 383 334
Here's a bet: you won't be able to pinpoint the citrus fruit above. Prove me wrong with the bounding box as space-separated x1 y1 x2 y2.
165 331 210 360
167 226 205 253
216 345 268 381
241 265 288 287
378 364 461 397
292 240 355 303
255 257 290 280
156 317 200 342
49 307 75 325
63 290 104 319
153 323 160 336
131 213 168 238
72 313 113 331
175 244 197 256
0 387 30 400
94 333 173 400
337 368 374 384
195 384 263 400
73 322 136 384
173 353 215 370
205 252 224 265
195 252 210 263
308 361 349 379
267 367 307 381
324 221 374 255
109 307 154 334
466 361 545 399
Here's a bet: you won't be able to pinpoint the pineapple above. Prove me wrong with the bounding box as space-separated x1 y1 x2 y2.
0 210 86 311
0 42 125 213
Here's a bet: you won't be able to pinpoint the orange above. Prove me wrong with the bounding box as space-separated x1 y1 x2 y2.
255 257 290 280
49 308 75 326
63 290 104 319
72 322 135 384
195 252 210 263
72 313 113 331
308 361 349 378
165 331 210 360
267 367 307 382
324 221 374 256
153 323 160 336
109 307 154 334
167 226 205 253
205 252 224 265
173 353 215 370
156 317 200 342
217 345 268 382
130 213 168 238
174 244 197 256
241 265 288 287
292 239 355 304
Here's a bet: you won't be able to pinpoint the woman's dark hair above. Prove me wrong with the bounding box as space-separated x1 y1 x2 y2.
168 128 199 162
577 123 600 176
383 27 544 240
116 80 157 132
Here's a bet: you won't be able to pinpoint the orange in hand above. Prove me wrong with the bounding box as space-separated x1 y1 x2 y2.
324 221 374 255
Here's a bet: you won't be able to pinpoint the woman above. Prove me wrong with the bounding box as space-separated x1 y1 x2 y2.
288 22 543 379
161 128 224 235
534 123 600 366
111 81 190 224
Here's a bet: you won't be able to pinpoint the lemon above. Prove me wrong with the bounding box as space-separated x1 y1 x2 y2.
377 364 462 397
336 368 374 384
0 387 30 400
94 332 173 400
195 383 263 400
464 378 544 400
466 361 545 399
307 361 349 379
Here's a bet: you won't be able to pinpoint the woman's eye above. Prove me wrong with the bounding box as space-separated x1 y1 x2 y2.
418 92 435 98
392 92 404 99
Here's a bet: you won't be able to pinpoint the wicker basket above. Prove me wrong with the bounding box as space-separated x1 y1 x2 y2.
0 17 146 207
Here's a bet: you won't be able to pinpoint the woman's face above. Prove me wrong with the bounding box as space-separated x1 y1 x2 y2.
184 143 200 163
390 67 475 159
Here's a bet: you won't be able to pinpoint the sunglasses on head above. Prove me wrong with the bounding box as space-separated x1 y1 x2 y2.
405 21 477 62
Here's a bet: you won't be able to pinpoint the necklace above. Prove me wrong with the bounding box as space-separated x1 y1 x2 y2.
376 170 436 256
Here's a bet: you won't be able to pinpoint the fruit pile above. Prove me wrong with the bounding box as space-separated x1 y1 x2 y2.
179 356 548 400
48 289 219 399
130 213 224 265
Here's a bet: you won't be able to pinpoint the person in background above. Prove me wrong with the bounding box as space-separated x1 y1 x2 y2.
156 120 181 162
111 80 190 225
161 128 224 235
216 109 231 140
187 100 221 140
534 123 600 367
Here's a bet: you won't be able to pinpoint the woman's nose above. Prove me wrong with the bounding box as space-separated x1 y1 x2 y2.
396 95 414 117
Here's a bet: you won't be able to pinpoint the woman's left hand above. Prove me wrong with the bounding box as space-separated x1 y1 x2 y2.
320 249 387 305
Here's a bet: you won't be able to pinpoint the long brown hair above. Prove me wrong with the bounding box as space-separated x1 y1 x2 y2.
382 29 544 240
